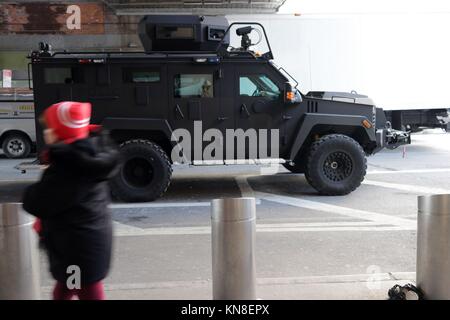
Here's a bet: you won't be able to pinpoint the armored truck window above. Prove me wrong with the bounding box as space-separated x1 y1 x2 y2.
156 26 194 39
174 74 214 98
124 69 160 83
44 67 84 84
240 75 280 99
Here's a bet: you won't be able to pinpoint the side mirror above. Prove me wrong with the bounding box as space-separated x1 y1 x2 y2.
284 82 302 104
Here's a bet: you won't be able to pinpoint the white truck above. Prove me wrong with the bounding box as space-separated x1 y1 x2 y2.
228 12 450 131
0 88 35 158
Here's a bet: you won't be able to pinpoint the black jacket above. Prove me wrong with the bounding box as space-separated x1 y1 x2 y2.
22 132 120 284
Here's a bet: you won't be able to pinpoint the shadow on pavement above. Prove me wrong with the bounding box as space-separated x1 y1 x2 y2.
248 173 319 197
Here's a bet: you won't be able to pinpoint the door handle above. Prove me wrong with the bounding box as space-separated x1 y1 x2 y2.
175 104 185 119
240 104 250 117
218 116 229 121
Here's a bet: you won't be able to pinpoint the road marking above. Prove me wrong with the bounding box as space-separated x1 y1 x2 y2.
235 175 415 229
258 192 416 229
113 221 413 237
258 226 409 232
257 221 383 228
113 221 145 234
235 175 256 198
112 174 424 236
363 179 450 195
110 199 261 209
110 202 211 209
367 168 450 175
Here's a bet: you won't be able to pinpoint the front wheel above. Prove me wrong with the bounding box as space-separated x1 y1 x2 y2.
2 134 31 158
305 134 366 195
110 140 172 202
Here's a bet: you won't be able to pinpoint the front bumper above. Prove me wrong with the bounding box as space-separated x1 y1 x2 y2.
374 128 411 153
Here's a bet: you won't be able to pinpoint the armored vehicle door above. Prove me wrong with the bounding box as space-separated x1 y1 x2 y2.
119 65 167 119
234 64 285 159
33 64 89 107
168 64 229 163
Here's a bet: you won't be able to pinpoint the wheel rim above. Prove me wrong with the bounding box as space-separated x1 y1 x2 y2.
6 139 25 156
322 151 353 182
122 157 154 188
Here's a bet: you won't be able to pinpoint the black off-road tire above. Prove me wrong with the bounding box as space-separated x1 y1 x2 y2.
110 139 172 202
2 133 31 159
304 134 366 195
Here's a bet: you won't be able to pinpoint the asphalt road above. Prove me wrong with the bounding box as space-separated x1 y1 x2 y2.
1 129 449 299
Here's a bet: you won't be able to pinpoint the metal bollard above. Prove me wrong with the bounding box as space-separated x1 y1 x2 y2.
0 203 41 300
417 194 450 299
211 197 256 300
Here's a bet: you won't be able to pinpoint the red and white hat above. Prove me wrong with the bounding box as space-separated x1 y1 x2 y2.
43 101 92 144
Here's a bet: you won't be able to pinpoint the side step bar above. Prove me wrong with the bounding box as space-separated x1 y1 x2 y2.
191 158 287 166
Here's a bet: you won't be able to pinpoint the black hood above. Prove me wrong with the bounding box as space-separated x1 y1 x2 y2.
48 132 120 181
306 91 375 106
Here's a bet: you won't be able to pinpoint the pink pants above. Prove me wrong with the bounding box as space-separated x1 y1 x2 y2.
53 281 105 300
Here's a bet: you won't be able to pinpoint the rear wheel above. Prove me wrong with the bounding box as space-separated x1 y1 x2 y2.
110 140 172 202
2 133 31 159
305 134 366 195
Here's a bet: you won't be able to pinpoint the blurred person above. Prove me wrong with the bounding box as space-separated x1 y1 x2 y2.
22 101 120 300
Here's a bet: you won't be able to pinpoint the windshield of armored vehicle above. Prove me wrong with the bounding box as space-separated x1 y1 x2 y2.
240 74 281 99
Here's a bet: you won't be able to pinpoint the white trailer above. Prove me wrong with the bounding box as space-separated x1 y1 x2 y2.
0 89 35 158
228 13 450 130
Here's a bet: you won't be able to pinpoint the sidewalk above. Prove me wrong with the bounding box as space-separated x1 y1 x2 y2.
40 272 415 300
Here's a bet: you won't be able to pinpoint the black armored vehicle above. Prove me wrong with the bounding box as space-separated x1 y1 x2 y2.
29 15 410 202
